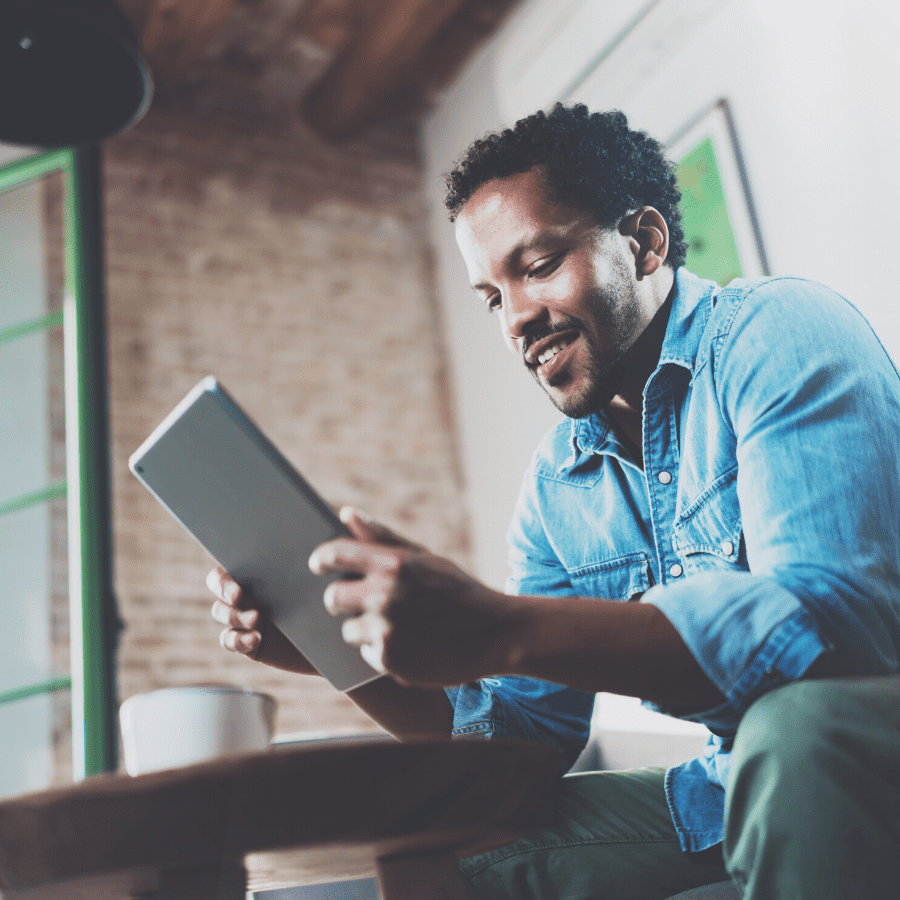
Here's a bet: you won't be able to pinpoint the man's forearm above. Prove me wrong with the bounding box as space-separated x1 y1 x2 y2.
348 595 724 726
310 527 724 709
501 595 725 712
347 677 454 740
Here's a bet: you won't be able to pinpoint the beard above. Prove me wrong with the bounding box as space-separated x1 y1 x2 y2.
524 267 644 419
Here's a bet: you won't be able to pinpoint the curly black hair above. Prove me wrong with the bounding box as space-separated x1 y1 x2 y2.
444 104 687 269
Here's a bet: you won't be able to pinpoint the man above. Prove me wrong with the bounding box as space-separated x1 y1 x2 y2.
209 105 900 898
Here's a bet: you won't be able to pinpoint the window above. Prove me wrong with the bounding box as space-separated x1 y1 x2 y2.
0 146 117 794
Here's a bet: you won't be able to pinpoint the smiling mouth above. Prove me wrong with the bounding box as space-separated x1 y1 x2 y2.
524 331 578 370
536 338 573 366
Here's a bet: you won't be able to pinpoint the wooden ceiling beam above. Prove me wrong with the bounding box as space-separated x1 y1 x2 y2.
114 0 525 136
118 0 236 90
294 0 366 52
379 0 523 119
302 0 474 140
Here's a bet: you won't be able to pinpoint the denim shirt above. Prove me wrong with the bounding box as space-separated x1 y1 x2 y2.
445 268 900 853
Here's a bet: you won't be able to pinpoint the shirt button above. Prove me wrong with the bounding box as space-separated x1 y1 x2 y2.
721 540 735 556
658 471 673 485
669 563 684 578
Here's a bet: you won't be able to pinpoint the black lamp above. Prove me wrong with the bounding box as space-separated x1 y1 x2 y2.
0 0 153 147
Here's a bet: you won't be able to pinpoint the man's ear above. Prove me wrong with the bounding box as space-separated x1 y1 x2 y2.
620 207 669 278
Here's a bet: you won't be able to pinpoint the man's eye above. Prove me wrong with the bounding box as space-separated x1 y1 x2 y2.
528 255 560 278
486 295 501 313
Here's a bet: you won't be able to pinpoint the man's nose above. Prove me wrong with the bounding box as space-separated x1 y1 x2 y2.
503 287 547 342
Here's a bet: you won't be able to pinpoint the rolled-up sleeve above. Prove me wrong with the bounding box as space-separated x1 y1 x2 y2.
445 676 594 771
645 279 900 727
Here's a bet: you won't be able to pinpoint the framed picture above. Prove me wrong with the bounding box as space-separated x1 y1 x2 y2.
668 99 769 285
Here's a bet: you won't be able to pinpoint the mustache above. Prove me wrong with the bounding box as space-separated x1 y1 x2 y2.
521 317 583 363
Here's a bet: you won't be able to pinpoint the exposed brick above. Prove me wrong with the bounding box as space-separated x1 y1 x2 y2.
102 106 469 749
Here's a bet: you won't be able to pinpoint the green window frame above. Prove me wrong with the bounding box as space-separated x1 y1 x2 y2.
0 146 118 780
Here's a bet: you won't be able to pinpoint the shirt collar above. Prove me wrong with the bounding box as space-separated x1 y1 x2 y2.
657 267 718 373
561 267 718 471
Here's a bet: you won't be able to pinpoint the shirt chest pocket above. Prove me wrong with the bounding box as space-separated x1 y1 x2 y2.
568 552 654 601
673 467 746 575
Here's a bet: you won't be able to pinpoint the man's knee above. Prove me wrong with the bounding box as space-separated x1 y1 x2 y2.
729 676 900 794
724 677 900 897
730 678 838 782
724 681 831 857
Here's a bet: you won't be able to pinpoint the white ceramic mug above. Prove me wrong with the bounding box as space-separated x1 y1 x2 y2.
119 685 276 776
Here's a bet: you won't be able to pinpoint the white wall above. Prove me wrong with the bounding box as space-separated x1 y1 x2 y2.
571 0 900 349
423 0 899 739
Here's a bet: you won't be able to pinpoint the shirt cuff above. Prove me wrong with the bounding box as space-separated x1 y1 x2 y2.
643 572 833 731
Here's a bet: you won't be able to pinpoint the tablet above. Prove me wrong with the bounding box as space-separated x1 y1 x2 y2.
128 377 380 692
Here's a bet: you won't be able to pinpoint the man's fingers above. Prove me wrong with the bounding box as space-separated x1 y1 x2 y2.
341 611 388 646
219 626 262 655
206 566 241 605
338 506 420 550
324 579 391 617
359 642 387 674
211 598 259 629
309 538 400 576
340 614 388 674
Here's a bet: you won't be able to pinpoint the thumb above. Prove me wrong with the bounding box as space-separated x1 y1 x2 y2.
338 506 420 550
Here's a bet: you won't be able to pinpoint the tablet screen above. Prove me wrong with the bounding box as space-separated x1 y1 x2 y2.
129 377 379 692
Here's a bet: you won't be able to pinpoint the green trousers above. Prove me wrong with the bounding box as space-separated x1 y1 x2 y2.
460 677 900 900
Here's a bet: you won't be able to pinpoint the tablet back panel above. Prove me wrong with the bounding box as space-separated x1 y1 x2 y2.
129 378 378 692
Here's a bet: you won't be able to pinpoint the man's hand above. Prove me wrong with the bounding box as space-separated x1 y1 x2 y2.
209 505 724 713
207 566 320 676
310 507 517 687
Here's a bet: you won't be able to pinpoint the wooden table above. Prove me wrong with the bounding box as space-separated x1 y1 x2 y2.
0 738 562 900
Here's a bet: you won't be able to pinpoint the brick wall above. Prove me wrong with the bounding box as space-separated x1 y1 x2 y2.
103 106 469 742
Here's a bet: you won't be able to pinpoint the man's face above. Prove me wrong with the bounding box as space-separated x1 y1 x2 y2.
454 167 650 418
